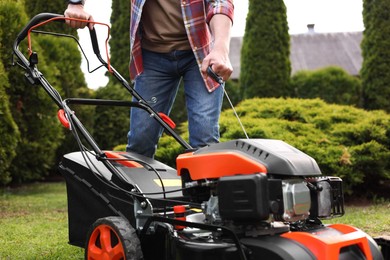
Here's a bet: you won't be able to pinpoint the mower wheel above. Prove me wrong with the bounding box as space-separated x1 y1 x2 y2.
85 216 143 260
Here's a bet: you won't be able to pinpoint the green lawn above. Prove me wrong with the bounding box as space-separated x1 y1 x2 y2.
0 182 83 259
323 201 390 238
1 182 389 259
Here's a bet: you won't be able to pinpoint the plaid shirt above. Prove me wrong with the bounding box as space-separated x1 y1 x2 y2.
129 0 234 92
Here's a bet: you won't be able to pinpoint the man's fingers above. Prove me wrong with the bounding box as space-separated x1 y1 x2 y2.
65 16 90 29
64 5 93 29
88 16 95 30
210 63 233 82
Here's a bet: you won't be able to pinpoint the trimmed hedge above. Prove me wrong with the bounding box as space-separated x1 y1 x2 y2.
156 98 390 196
290 67 362 107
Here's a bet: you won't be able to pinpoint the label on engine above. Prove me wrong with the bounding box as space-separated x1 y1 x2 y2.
153 179 182 187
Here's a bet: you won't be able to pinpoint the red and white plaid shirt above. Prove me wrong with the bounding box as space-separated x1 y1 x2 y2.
129 0 234 92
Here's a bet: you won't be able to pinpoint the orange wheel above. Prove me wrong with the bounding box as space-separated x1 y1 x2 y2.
85 217 143 260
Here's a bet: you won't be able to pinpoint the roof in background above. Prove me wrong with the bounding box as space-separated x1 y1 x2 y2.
229 31 363 79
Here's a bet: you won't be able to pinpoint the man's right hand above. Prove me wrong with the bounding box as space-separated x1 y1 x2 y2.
64 4 94 30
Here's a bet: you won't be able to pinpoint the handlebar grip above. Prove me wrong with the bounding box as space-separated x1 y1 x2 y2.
15 13 64 47
207 66 224 84
89 28 100 55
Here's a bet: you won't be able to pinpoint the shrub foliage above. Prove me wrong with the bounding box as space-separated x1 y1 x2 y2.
0 0 90 184
290 67 362 107
93 83 131 150
0 61 19 184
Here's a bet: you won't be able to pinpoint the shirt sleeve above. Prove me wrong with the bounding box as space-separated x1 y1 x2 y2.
205 0 234 24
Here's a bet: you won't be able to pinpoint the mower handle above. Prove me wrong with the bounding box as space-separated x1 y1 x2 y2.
13 13 102 68
15 13 63 47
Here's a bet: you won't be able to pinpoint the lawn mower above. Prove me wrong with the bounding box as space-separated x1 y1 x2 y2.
13 13 385 260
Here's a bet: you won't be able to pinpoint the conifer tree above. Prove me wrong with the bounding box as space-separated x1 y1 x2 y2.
361 0 390 112
240 0 291 98
0 60 19 185
110 0 130 81
0 0 93 183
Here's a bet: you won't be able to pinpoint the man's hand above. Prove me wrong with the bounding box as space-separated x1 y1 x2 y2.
202 46 233 82
64 4 94 30
201 14 233 82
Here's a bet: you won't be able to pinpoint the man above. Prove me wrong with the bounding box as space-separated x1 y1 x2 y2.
65 0 234 158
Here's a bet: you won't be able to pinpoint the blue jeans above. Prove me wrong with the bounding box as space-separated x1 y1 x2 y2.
126 49 224 158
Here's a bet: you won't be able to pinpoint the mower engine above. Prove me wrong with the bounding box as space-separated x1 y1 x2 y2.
205 175 344 225
177 139 344 233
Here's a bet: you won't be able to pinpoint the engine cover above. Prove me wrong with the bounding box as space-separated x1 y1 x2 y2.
177 139 322 180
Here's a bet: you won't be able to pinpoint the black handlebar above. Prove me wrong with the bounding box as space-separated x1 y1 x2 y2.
14 13 60 68
13 13 102 68
15 13 63 47
89 28 100 55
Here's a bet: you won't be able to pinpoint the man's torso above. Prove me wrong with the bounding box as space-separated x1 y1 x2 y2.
141 0 191 52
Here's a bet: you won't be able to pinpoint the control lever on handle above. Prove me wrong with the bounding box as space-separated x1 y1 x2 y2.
207 66 224 85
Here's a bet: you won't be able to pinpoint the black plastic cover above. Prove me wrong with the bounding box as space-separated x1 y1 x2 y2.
218 173 269 221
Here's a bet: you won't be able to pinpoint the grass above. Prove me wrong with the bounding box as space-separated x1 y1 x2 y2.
1 182 389 259
0 182 84 259
323 200 390 238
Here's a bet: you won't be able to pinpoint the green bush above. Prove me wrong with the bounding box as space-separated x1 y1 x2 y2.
40 35 96 158
1 1 62 183
290 67 362 106
0 2 21 185
0 61 20 185
157 98 390 196
222 80 241 110
0 2 85 183
155 134 187 167
93 83 131 150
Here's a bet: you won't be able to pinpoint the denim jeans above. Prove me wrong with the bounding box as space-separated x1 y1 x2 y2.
126 49 224 158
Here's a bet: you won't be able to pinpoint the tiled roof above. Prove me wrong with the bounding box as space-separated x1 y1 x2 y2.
229 31 363 79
